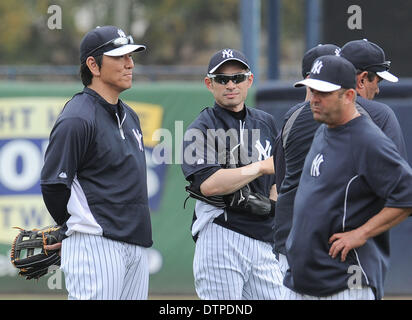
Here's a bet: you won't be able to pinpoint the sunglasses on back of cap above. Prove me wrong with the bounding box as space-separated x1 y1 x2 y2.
363 60 391 71
87 35 134 57
208 72 251 85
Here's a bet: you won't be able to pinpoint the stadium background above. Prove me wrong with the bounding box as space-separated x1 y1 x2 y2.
0 0 411 299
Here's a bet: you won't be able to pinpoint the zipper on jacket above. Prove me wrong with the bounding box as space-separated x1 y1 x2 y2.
115 112 127 140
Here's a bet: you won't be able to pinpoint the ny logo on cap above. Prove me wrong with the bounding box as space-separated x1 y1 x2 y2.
311 60 323 74
222 49 233 58
335 48 341 56
117 29 126 38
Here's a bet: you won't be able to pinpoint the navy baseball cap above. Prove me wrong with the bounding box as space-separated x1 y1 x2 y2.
340 39 398 82
301 44 341 78
294 55 356 92
79 26 146 64
207 49 250 74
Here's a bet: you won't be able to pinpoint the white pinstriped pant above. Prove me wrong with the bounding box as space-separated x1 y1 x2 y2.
61 232 149 300
278 253 375 300
193 222 284 300
278 253 289 277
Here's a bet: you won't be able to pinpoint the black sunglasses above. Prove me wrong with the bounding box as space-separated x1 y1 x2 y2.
363 60 391 71
87 35 134 57
208 72 251 85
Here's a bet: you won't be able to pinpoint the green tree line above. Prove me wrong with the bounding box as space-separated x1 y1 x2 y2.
0 0 304 67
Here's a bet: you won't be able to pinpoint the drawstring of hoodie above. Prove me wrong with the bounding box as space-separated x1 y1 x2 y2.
115 112 127 140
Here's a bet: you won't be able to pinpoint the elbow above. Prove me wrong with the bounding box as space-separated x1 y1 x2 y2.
402 207 412 219
200 181 220 197
199 169 227 196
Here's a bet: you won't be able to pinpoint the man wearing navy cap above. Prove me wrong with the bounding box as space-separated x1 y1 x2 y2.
283 55 412 299
340 39 398 100
273 39 408 286
181 48 283 299
339 39 407 159
273 44 340 277
41 26 152 299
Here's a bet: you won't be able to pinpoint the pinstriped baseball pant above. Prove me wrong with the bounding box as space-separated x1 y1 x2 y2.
193 222 284 300
61 232 149 300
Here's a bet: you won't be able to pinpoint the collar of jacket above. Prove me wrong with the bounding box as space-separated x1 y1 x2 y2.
213 101 248 121
83 87 125 120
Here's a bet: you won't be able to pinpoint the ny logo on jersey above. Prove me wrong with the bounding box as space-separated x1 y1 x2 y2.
311 60 323 74
255 140 272 161
132 128 144 151
222 49 233 58
311 153 324 177
335 48 341 56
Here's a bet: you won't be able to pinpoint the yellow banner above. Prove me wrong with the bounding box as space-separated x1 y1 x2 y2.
0 98 66 138
0 97 164 245
0 195 55 244
0 97 163 146
127 102 164 148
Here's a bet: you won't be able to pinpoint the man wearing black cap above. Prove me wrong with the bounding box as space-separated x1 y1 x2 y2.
283 55 412 300
340 39 398 99
40 26 152 299
273 44 340 277
340 39 407 158
181 49 283 299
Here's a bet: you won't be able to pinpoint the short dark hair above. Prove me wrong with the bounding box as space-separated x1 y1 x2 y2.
337 87 356 102
356 69 377 82
79 55 103 86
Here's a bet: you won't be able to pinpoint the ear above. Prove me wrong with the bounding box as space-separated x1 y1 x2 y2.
86 56 101 77
344 88 356 103
204 76 213 91
356 71 368 89
247 72 254 88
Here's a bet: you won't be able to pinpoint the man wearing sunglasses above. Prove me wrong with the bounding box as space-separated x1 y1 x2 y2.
181 49 283 300
40 26 152 299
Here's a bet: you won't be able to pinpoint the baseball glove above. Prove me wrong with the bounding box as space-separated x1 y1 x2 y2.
185 184 226 208
223 184 275 217
184 149 275 216
10 225 63 280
